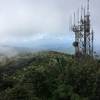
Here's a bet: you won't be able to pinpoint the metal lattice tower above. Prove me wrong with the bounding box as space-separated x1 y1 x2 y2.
71 0 94 58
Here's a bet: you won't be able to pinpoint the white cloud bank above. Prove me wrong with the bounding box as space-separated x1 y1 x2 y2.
0 0 99 53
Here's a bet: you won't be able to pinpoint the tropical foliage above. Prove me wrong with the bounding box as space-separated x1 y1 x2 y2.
0 51 100 100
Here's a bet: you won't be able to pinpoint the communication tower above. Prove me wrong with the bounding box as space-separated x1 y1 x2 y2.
71 0 94 58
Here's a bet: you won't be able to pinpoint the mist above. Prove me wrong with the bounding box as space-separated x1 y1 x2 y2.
0 0 99 55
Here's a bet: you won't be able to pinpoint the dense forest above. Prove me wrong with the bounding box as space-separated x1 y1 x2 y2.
0 51 100 100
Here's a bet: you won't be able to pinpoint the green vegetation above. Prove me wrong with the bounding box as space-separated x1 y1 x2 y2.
0 51 100 100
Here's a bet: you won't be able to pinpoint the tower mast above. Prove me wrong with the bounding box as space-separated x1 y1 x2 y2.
71 0 94 58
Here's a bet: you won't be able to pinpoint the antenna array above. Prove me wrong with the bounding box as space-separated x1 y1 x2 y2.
71 0 94 58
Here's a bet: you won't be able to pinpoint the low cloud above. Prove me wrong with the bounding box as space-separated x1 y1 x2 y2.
0 0 99 52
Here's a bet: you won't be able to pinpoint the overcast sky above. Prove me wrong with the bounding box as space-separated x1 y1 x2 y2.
0 0 99 53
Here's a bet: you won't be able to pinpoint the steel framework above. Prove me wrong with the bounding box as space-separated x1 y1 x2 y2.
71 0 94 58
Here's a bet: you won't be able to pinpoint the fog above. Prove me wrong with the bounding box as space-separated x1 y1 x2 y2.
0 0 99 54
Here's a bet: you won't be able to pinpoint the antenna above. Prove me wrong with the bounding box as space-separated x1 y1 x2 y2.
81 5 83 19
74 12 76 25
77 8 79 24
84 7 86 17
71 0 94 58
84 7 86 21
91 29 94 57
87 0 90 15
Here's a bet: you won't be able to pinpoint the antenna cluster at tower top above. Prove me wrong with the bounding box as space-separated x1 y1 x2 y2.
70 0 94 58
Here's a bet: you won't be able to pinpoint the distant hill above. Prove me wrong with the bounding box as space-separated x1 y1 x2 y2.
0 44 74 58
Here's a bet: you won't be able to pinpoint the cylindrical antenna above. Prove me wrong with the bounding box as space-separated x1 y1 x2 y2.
77 8 79 24
81 5 83 19
92 29 94 41
74 12 76 25
84 7 86 19
87 0 90 15
91 29 94 57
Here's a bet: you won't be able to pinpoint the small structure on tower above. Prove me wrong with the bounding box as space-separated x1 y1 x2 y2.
71 0 94 58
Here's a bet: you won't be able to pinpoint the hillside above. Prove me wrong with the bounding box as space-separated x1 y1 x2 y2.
0 51 100 100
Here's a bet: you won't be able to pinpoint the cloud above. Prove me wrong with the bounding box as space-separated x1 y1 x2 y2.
0 0 99 53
